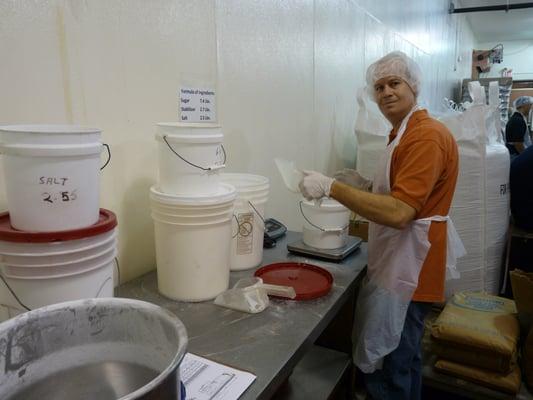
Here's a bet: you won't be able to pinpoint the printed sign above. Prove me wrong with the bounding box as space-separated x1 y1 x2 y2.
179 87 216 123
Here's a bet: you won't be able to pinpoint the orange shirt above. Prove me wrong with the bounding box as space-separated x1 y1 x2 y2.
388 110 459 302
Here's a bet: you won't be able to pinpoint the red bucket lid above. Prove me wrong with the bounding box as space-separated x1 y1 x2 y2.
0 209 117 243
254 262 333 300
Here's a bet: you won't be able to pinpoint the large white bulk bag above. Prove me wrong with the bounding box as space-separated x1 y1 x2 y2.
442 81 509 299
354 89 390 181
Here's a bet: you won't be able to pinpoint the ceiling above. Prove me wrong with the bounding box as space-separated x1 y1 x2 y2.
455 0 533 43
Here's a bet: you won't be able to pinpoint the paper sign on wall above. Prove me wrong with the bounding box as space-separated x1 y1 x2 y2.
179 87 216 123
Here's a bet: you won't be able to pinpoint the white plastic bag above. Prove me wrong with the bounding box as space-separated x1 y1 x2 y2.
214 277 295 314
354 88 391 181
439 81 510 297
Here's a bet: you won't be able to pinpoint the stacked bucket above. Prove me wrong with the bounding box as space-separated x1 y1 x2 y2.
151 123 269 302
0 125 117 319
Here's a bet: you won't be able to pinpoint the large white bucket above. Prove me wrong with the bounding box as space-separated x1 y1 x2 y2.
156 123 225 195
0 125 104 232
150 184 236 302
301 199 350 250
0 209 118 320
221 173 269 271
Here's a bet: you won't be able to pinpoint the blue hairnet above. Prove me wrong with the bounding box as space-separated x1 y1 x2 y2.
366 51 422 100
514 96 533 109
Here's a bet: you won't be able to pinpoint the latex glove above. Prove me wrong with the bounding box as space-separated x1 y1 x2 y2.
333 168 372 191
298 170 334 201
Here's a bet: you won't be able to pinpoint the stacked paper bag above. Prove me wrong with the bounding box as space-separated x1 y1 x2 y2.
431 292 521 394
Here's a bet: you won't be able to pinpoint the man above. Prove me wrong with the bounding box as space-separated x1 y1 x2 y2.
299 51 463 400
510 145 533 230
506 96 532 158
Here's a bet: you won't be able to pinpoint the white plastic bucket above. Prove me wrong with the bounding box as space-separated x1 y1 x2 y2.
0 209 118 320
301 199 350 250
2 258 114 312
156 123 225 195
0 125 103 232
221 173 269 271
150 184 236 302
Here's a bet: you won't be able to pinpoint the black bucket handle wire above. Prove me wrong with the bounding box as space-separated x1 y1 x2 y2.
101 143 111 170
299 200 349 233
162 135 226 171
0 272 30 311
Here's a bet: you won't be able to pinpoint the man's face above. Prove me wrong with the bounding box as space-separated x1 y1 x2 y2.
374 76 416 124
519 103 532 115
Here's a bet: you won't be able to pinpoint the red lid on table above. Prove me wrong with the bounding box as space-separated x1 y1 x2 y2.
0 209 117 243
254 262 333 300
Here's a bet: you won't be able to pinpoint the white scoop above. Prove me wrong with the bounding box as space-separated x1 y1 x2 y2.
274 158 303 193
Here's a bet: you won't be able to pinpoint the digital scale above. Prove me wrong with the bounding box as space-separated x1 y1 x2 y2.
287 235 362 262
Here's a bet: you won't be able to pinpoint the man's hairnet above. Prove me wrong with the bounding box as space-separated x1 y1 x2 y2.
514 96 533 109
366 51 422 100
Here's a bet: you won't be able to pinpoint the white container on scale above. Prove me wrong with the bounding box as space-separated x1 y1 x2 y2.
0 209 118 320
301 198 350 250
150 184 236 302
221 173 269 271
156 123 225 195
0 125 105 232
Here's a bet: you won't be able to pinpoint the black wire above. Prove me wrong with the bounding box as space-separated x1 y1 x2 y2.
163 135 212 171
299 201 326 232
0 274 30 311
248 201 266 225
100 143 111 170
115 257 121 286
232 215 239 238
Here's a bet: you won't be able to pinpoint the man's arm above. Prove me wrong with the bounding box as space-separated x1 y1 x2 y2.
329 181 416 229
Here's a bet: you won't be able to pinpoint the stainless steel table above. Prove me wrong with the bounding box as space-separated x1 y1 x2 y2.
117 231 368 399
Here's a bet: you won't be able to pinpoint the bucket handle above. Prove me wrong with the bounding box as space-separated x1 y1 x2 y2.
0 257 121 312
232 215 239 238
0 272 31 311
248 201 266 231
299 201 348 233
162 135 226 171
231 201 266 238
95 256 120 297
101 143 111 170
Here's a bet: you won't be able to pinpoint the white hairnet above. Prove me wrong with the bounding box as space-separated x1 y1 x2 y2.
366 51 422 100
514 96 533 109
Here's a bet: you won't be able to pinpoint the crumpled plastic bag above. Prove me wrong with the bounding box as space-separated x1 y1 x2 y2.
214 277 295 314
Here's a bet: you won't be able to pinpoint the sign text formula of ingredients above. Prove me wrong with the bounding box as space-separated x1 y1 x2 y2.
179 87 216 123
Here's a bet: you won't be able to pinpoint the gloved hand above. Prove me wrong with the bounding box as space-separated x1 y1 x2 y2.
333 168 372 191
298 170 335 201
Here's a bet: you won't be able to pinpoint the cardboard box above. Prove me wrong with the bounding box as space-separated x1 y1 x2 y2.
349 220 368 242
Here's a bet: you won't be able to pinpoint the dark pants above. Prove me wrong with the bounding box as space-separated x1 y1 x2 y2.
364 301 433 400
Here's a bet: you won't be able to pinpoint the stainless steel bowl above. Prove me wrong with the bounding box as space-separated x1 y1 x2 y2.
0 298 188 400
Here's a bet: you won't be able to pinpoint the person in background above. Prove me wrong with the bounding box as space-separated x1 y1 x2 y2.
298 51 464 400
510 144 533 230
505 96 532 159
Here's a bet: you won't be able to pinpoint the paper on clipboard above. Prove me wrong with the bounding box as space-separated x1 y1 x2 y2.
180 353 256 400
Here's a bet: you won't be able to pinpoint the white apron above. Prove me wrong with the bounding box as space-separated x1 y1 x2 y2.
353 106 466 373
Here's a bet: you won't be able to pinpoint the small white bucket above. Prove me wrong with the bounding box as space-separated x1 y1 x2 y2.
150 184 236 302
156 123 225 195
301 198 350 250
0 125 104 232
0 209 118 319
221 173 269 271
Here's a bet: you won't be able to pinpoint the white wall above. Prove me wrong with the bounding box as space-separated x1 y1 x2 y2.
476 40 533 80
0 0 474 282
